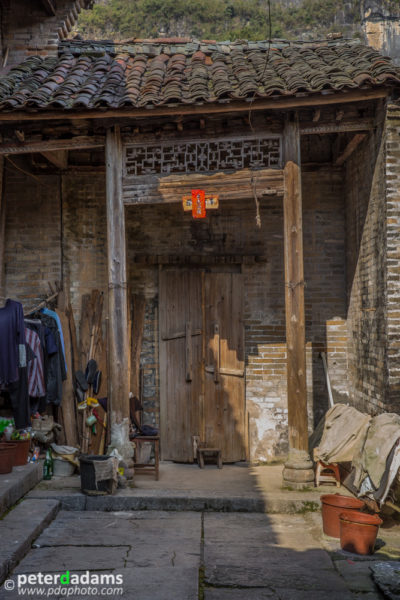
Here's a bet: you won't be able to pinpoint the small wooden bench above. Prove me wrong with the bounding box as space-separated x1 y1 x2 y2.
197 447 222 469
315 460 340 487
133 435 160 480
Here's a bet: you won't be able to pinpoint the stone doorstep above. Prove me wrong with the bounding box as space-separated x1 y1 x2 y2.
26 488 321 515
0 499 60 585
0 463 42 518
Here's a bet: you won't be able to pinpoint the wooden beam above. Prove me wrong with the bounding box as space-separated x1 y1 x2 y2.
283 115 308 453
41 150 68 169
40 0 56 15
334 133 367 166
0 88 389 123
106 125 131 458
123 168 284 205
0 135 105 155
0 157 5 302
300 119 373 135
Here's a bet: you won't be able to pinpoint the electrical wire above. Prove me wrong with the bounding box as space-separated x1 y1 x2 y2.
248 0 272 133
248 0 272 229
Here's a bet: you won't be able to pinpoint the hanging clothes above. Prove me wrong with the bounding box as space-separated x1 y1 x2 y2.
0 299 31 428
0 299 26 385
25 327 45 398
41 308 67 373
40 312 66 406
8 367 30 429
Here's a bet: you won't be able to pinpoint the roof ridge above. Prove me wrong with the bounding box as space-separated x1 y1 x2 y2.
60 36 361 49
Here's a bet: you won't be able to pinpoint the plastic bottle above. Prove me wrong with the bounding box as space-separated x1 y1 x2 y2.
43 449 53 480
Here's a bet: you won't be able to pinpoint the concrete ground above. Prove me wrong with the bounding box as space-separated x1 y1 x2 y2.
2 508 400 599
0 462 399 599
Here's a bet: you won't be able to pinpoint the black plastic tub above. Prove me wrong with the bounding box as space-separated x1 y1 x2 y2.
79 454 115 495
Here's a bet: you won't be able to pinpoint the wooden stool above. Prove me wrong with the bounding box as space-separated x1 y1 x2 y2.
133 436 160 480
197 447 222 469
315 460 340 487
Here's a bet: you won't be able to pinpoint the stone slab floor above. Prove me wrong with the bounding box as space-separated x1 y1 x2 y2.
3 509 395 600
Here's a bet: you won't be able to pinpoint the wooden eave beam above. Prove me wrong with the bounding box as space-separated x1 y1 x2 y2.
0 135 105 155
300 119 373 135
0 88 389 123
334 133 367 166
40 0 56 15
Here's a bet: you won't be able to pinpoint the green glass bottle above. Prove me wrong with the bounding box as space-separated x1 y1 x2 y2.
43 449 53 480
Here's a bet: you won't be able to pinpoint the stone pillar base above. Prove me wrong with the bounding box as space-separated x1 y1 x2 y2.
282 449 314 490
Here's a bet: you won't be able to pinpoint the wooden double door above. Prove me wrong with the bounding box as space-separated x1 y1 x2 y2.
159 269 246 463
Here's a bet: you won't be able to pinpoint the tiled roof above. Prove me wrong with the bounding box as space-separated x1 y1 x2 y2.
0 38 399 112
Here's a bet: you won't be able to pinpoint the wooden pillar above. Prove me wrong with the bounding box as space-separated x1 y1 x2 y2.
0 157 6 302
282 114 314 489
106 126 132 459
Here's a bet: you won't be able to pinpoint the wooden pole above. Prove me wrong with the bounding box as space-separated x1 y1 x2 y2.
0 157 5 302
106 126 132 459
282 113 314 489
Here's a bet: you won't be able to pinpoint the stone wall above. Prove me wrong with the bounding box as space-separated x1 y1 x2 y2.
345 115 387 414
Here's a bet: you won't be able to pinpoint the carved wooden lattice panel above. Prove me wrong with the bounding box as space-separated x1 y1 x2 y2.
124 135 282 177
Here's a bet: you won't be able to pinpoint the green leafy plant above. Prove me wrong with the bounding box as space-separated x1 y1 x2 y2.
75 0 356 42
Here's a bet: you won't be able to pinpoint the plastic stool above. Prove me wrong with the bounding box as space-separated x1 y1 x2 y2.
315 461 340 487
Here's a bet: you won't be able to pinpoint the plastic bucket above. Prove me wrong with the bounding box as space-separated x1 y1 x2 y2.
339 510 383 555
79 455 115 495
3 439 30 467
0 443 17 474
53 458 75 477
320 494 365 538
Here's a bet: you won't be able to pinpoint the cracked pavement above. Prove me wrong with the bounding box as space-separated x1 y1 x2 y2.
3 509 392 599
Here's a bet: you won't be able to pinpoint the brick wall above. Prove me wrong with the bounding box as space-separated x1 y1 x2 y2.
4 166 62 305
126 167 347 461
62 172 107 317
3 161 348 461
3 167 107 332
0 0 92 69
345 117 388 414
385 103 400 410
303 167 348 422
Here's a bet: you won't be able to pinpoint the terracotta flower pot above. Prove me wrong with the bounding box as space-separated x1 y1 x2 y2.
4 439 30 466
320 494 365 538
339 510 383 555
0 443 17 474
